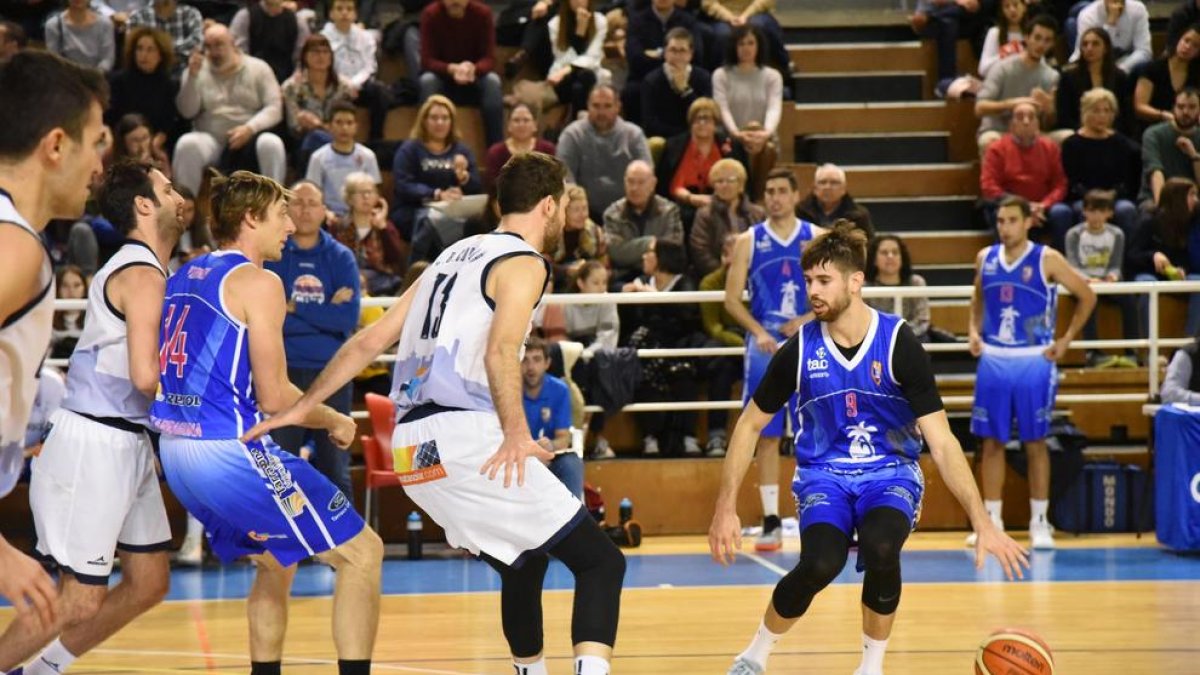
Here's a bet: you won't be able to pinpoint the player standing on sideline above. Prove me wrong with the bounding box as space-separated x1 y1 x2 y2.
968 195 1096 550
0 161 184 674
0 51 108 631
710 223 1030 675
724 167 822 550
244 152 627 675
150 171 383 675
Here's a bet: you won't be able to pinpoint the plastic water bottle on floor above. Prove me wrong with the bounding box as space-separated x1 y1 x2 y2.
407 511 423 560
619 498 633 525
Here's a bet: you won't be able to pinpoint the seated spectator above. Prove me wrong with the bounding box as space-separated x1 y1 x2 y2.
127 0 203 73
1133 25 1200 129
322 0 393 141
1069 0 1151 75
484 103 556 193
557 84 652 223
106 27 181 142
605 160 685 284
642 27 713 141
1056 28 1134 140
230 0 310 82
712 24 781 199
864 235 932 342
980 100 1072 248
172 24 286 195
171 184 211 270
418 0 504 146
1140 87 1200 207
330 171 405 293
282 34 354 171
1160 328 1200 404
697 233 745 456
624 0 706 125
553 185 606 289
0 21 28 64
51 265 87 360
975 14 1059 154
1062 88 1140 237
45 0 115 71
796 162 875 236
1169 0 1200 59
110 113 172 179
656 97 744 230
563 260 618 459
306 100 382 218
909 0 983 92
521 336 583 497
1126 177 1200 333
1064 189 1140 367
689 157 763 278
538 0 608 118
978 0 1027 80
390 94 483 243
702 0 789 74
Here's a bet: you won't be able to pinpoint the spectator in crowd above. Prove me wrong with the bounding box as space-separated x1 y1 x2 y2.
697 233 744 456
1069 0 1151 74
173 24 286 194
1134 24 1200 128
553 185 606 289
558 84 652 223
606 160 685 284
543 0 608 118
50 265 87 361
230 0 310 82
980 100 1072 248
484 103 556 194
322 0 392 142
110 113 172 179
390 94 483 241
282 34 354 171
689 157 763 278
127 0 203 74
170 184 211 270
701 0 788 74
418 0 504 146
265 181 361 501
864 235 932 342
396 0 437 95
979 0 1028 80
642 27 713 141
1062 87 1140 237
1064 189 1140 367
106 27 181 141
562 261 618 459
307 100 382 218
1140 87 1200 207
45 0 116 71
712 24 781 199
910 0 985 91
1056 28 1134 140
795 162 875 236
330 171 405 293
497 0 557 80
624 0 706 124
975 13 1060 154
1160 323 1200 403
656 97 744 231
1126 177 1200 332
521 336 583 497
1168 0 1200 58
0 21 28 64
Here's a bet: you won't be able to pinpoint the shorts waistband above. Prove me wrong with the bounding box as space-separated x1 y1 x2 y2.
398 402 467 424
69 409 151 435
982 344 1047 358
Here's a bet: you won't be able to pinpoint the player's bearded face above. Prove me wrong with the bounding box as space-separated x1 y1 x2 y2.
808 271 852 322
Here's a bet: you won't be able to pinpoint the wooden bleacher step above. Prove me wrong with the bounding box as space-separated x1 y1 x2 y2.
792 70 926 104
856 195 980 232
787 162 979 197
788 41 929 74
795 130 949 165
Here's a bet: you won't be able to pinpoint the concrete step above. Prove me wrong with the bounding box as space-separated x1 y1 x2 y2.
857 195 981 231
795 131 948 165
793 70 925 104
787 163 979 198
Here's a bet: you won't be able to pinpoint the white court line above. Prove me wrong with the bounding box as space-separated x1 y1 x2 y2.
91 649 484 675
740 551 789 577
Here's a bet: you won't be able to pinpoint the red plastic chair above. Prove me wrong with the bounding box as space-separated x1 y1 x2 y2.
362 393 401 531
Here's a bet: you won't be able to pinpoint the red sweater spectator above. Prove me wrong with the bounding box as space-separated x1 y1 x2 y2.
980 133 1068 208
420 0 496 77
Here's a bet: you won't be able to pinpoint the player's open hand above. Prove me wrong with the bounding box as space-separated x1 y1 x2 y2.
708 507 743 566
974 521 1029 581
241 403 312 444
481 435 553 488
0 537 57 630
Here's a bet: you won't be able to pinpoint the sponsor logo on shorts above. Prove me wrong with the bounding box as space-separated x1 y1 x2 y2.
86 555 108 566
282 491 307 518
971 406 989 422
393 440 447 486
151 416 203 437
248 531 288 542
800 492 829 512
884 485 915 510
247 444 295 497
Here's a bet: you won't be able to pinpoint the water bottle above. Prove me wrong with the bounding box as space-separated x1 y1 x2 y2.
619 498 633 525
406 511 423 560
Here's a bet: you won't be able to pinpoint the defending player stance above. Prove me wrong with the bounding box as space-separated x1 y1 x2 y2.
710 223 1029 675
0 52 108 631
245 153 626 675
151 171 383 675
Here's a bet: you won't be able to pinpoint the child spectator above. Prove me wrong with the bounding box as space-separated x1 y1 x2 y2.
564 260 618 459
322 0 393 141
51 265 87 360
306 100 383 217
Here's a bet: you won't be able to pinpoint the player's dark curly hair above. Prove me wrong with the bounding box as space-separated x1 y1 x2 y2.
801 220 868 274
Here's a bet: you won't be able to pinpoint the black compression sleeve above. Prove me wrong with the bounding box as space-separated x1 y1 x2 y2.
892 322 943 418
750 334 800 414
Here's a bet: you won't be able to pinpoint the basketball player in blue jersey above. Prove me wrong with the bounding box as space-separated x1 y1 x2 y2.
968 196 1096 551
151 171 383 675
0 161 185 675
245 153 627 675
724 168 821 551
710 223 1030 675
0 52 108 633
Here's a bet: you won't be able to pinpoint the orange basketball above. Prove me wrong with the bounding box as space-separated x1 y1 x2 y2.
974 628 1055 675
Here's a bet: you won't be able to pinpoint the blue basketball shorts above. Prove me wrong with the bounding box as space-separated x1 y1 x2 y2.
792 461 925 537
970 349 1058 443
160 435 364 566
744 335 795 438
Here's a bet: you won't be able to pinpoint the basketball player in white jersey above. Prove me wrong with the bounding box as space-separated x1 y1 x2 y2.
0 161 185 674
246 152 627 675
0 51 108 631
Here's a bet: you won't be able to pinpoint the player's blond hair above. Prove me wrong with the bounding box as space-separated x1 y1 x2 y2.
208 170 291 244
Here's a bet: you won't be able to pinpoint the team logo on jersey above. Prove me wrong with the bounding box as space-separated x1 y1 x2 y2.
540 407 552 424
187 265 211 280
394 440 447 485
846 422 878 460
755 235 773 252
999 284 1014 303
807 345 829 376
292 274 326 304
997 306 1020 344
1021 266 1033 283
871 360 882 386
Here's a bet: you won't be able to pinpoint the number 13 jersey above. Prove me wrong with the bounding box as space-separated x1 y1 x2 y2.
391 232 549 418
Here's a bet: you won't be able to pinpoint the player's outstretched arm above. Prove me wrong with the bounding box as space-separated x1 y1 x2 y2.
709 400 774 566
918 410 1030 580
0 533 56 630
1043 249 1097 361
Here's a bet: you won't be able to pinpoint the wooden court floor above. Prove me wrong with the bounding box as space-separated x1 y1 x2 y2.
3 534 1198 674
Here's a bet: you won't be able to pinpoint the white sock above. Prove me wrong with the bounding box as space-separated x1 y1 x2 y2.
857 633 889 675
513 657 548 675
27 639 77 674
1030 499 1049 523
984 500 1003 523
737 620 783 668
574 654 609 675
760 485 779 519
186 513 204 539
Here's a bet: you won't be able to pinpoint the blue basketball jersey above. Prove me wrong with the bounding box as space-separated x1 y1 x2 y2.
793 310 922 469
748 219 814 337
980 243 1057 349
150 251 259 440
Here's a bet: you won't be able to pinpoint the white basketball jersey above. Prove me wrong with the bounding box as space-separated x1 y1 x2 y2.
390 232 548 417
62 240 165 427
0 189 55 498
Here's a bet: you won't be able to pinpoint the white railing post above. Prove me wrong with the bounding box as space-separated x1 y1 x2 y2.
1149 287 1160 397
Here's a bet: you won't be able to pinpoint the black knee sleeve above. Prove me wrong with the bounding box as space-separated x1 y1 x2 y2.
550 516 625 647
857 507 910 615
771 524 850 619
485 553 549 658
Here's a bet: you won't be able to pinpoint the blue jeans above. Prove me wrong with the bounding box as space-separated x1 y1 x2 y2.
1068 199 1138 241
418 71 504 146
916 3 964 83
548 453 584 499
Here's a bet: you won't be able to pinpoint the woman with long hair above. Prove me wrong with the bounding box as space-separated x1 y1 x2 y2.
544 0 608 116
1056 27 1134 138
864 235 933 341
978 0 1027 79
110 113 172 179
106 26 179 141
1127 178 1200 332
1134 23 1200 126
712 24 781 199
281 33 354 170
51 265 87 360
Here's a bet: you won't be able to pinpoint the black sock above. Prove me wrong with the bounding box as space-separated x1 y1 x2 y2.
338 659 371 674
250 662 281 675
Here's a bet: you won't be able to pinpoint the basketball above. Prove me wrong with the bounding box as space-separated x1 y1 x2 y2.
975 628 1055 675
